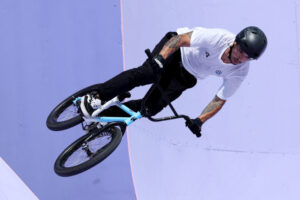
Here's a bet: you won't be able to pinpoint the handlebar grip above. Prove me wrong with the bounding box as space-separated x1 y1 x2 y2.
196 132 202 138
145 49 153 59
184 116 202 138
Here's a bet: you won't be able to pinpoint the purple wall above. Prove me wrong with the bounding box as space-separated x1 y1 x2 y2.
123 0 300 199
0 0 135 199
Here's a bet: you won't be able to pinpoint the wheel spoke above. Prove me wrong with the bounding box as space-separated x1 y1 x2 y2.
57 104 79 122
64 149 90 167
89 135 112 152
64 132 112 168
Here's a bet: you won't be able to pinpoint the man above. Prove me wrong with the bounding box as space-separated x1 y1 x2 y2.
80 26 267 137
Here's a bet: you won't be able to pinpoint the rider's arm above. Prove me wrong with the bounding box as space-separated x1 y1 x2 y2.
159 32 193 60
198 95 226 123
199 68 249 123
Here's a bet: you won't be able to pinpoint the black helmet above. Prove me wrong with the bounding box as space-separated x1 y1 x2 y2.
235 26 267 59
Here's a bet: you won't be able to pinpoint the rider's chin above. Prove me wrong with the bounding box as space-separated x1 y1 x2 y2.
232 58 239 65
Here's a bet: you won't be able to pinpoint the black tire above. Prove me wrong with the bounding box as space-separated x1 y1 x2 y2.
54 122 126 177
46 84 100 131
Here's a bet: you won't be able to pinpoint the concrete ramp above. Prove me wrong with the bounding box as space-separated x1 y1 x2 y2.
0 157 39 200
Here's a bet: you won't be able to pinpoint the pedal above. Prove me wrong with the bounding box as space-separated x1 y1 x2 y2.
81 121 99 132
117 92 131 102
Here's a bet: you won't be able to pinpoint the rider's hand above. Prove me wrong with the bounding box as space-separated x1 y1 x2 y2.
150 54 166 81
186 118 203 137
153 54 165 69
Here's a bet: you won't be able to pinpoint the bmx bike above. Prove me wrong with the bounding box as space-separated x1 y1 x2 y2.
46 49 200 177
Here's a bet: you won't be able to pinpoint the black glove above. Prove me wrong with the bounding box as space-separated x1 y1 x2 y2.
150 54 166 82
186 118 203 138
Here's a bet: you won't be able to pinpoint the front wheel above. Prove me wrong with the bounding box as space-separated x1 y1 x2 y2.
46 84 100 131
54 122 126 177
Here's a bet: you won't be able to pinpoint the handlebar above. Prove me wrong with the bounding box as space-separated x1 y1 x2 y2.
143 49 201 138
147 114 190 122
145 49 152 59
143 49 179 116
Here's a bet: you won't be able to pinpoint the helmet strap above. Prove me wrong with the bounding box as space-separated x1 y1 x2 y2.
228 43 234 63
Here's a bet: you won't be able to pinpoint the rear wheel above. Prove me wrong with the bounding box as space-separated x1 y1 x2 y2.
46 84 100 131
54 122 126 177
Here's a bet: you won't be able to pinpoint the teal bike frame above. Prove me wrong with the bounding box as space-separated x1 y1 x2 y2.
73 96 143 126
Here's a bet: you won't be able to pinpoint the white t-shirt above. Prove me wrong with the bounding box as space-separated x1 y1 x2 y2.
177 27 250 100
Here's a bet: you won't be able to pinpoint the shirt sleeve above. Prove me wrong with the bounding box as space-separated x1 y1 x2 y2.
216 76 244 100
216 63 250 100
189 27 232 48
177 27 235 49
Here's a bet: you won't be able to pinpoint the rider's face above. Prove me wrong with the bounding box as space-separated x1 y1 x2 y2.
230 43 252 65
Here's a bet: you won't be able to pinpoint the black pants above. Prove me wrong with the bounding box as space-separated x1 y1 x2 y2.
96 32 197 116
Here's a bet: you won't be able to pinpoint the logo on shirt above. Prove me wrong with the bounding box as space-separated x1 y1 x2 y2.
215 70 222 75
205 52 210 58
